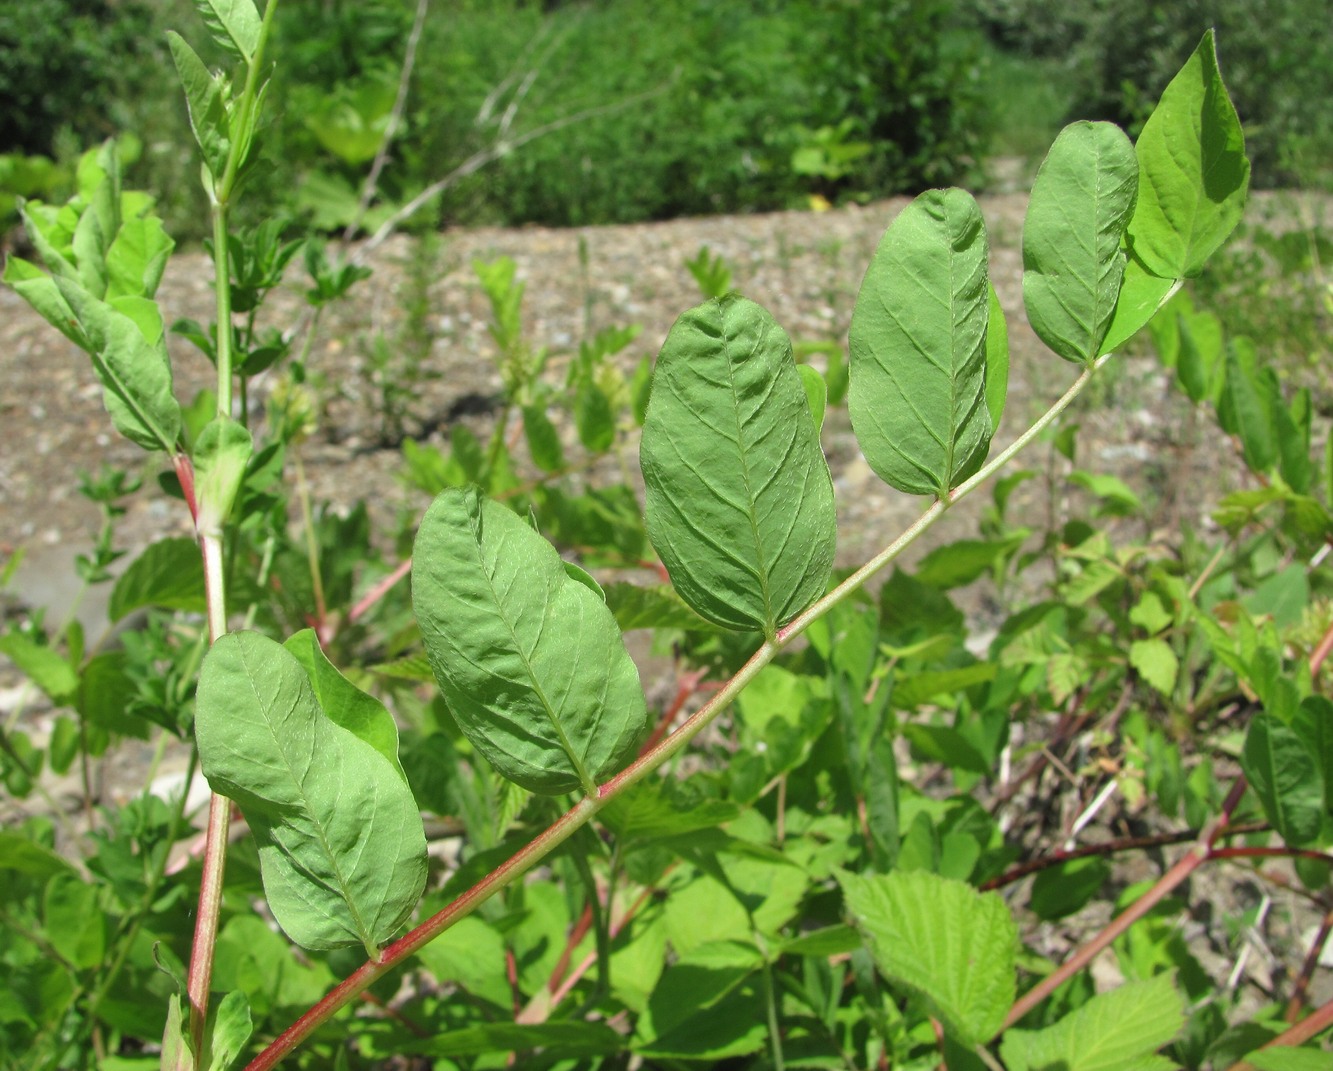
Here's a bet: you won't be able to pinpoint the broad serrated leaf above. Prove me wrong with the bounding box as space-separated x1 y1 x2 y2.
413 487 648 794
194 0 262 60
1000 971 1183 1071
108 537 206 621
52 277 181 452
1247 1048 1333 1071
849 188 991 497
841 869 1016 1046
1129 638 1179 697
1127 30 1250 279
196 631 427 952
1023 121 1138 363
640 295 837 635
1242 711 1323 847
284 629 407 782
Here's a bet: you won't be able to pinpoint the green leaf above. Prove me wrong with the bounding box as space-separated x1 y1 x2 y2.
194 0 262 61
985 283 1009 431
1023 121 1139 364
840 868 1016 1046
193 417 252 534
77 651 151 738
1127 30 1250 279
1029 857 1110 921
1129 638 1179 697
109 537 206 621
602 582 718 632
283 629 407 782
166 32 231 177
105 215 173 301
0 831 79 880
1218 338 1278 474
44 875 107 969
849 188 991 497
521 404 564 472
797 362 828 435
52 277 182 452
634 941 767 1060
915 535 1024 589
1247 1048 1333 1071
415 915 511 1009
1242 711 1323 847
1293 697 1333 815
1000 971 1183 1071
422 1022 624 1059
0 632 78 705
1174 306 1224 404
412 487 648 795
574 379 616 453
640 294 837 635
196 631 427 952
205 990 252 1071
4 257 86 348
600 779 741 844
1101 254 1177 353
901 722 992 774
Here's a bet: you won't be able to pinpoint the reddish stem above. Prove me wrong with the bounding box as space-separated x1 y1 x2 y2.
1286 903 1333 1023
639 668 711 755
548 903 594 993
1003 777 1249 1031
347 556 412 625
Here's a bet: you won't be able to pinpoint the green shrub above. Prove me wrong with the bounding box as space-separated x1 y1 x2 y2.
452 0 987 225
0 0 157 155
967 0 1333 187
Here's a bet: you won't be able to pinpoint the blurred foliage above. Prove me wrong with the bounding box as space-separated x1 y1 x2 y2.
966 0 1333 188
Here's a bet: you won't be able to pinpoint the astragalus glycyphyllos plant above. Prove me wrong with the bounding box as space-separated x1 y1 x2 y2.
8 5 1333 1068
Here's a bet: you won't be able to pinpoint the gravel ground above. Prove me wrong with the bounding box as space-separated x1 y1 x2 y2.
0 190 1233 611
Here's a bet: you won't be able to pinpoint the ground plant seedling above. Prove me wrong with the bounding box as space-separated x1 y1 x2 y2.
3 3 1333 1071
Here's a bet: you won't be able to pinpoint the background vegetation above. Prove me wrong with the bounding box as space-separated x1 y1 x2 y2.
3 0 1330 243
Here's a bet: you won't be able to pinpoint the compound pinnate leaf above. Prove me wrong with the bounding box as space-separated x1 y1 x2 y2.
196 631 427 953
849 189 992 498
639 295 836 636
840 868 1016 1046
1023 121 1138 363
1000 972 1183 1071
413 487 648 795
1127 29 1250 279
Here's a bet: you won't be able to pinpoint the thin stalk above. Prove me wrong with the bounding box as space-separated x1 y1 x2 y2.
180 6 281 1058
247 342 1119 1069
293 453 327 632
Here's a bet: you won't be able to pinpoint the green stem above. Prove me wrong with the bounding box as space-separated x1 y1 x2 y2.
246 342 1118 1070
212 204 235 419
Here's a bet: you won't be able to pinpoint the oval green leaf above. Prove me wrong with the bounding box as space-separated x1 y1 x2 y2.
848 189 992 498
1023 121 1138 364
639 295 837 636
196 631 427 953
412 487 648 795
1126 29 1250 279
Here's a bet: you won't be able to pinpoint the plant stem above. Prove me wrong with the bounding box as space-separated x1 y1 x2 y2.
247 343 1119 1068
